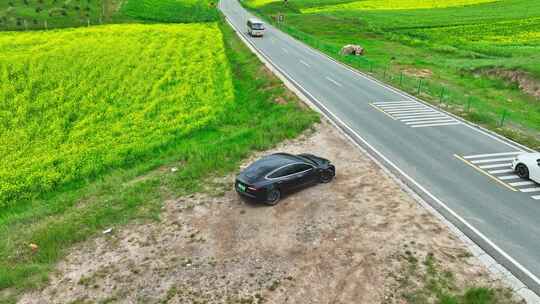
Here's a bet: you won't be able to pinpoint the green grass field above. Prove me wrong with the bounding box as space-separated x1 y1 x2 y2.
0 0 124 30
0 1 318 302
244 0 540 148
122 0 220 23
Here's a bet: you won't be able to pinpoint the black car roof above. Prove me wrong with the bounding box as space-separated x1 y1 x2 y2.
242 153 304 179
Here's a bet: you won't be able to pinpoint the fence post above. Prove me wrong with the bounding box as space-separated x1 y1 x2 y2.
369 62 373 73
417 79 423 95
499 110 508 127
466 97 472 112
383 66 387 79
399 72 403 86
439 87 445 104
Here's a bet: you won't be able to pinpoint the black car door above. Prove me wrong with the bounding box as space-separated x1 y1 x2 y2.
269 165 298 192
290 163 317 187
269 163 316 191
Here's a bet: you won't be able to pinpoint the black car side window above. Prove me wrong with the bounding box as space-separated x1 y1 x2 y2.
268 165 295 179
537 159 540 167
292 163 313 174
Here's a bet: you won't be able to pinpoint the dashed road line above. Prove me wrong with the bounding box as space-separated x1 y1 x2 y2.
520 187 540 193
532 195 540 200
300 60 310 68
371 101 461 128
281 47 289 53
326 76 343 87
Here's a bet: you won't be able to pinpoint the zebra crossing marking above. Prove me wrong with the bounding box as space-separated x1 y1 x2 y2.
371 101 461 128
479 163 512 169
457 152 540 200
488 169 514 174
499 175 520 180
471 157 516 164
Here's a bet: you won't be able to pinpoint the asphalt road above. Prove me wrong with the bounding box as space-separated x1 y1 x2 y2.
219 0 540 296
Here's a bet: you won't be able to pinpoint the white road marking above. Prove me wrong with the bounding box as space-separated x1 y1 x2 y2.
520 187 540 193
325 76 342 87
410 122 460 128
372 102 459 128
509 181 536 187
479 163 512 169
498 175 520 180
372 101 416 105
386 109 437 115
394 113 448 119
532 195 540 200
401 116 450 122
300 60 310 68
281 47 289 53
463 152 522 159
381 107 429 112
488 169 514 174
377 105 427 110
471 157 516 164
406 119 455 126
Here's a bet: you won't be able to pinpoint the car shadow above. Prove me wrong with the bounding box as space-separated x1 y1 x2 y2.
238 195 272 208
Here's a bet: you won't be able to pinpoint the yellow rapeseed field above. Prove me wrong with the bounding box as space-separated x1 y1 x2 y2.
301 0 500 13
411 17 540 45
0 23 234 207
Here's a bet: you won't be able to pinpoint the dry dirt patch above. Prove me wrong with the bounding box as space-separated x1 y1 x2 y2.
19 121 519 304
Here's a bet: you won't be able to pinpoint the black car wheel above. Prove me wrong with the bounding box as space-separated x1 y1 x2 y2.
516 164 529 179
266 188 281 206
319 168 335 183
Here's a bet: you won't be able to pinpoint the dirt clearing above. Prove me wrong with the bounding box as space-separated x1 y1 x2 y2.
19 121 521 304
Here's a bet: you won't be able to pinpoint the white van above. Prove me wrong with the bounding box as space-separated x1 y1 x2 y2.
247 18 265 37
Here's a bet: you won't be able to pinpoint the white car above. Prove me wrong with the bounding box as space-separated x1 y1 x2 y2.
512 152 540 183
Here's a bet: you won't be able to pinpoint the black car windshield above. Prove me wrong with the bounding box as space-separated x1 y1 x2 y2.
243 158 278 179
251 23 264 30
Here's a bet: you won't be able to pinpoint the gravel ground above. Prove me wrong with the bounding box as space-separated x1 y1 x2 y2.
19 121 521 304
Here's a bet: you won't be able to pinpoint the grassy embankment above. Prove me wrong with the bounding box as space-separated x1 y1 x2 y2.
0 1 317 302
243 0 540 149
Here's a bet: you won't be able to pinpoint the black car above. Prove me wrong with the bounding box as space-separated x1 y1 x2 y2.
235 153 335 205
